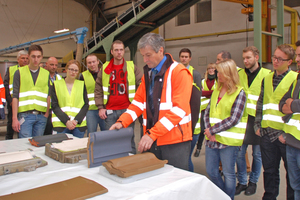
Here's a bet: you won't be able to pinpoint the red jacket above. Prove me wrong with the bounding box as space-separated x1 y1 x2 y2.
118 54 193 146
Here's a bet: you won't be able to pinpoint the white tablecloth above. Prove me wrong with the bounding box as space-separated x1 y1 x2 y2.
0 137 230 200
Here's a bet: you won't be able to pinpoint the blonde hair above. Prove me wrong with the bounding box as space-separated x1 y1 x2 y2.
216 59 240 95
204 63 217 81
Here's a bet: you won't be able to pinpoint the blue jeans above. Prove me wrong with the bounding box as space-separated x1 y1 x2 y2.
286 145 300 200
206 145 239 200
18 112 47 138
188 134 200 172
58 127 85 138
86 110 106 136
105 109 136 154
236 144 262 185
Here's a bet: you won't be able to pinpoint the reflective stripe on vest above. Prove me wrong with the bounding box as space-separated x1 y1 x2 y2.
52 79 87 128
9 65 19 96
239 68 270 117
18 66 49 113
102 61 136 105
187 65 201 134
82 70 98 110
200 79 217 111
261 71 298 130
125 62 192 131
208 86 247 146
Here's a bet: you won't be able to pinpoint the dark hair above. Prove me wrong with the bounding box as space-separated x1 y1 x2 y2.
28 45 43 56
111 40 124 51
295 40 300 47
179 48 192 57
218 50 231 59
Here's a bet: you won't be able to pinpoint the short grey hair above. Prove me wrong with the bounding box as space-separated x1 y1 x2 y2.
218 50 231 60
138 33 165 53
17 50 28 59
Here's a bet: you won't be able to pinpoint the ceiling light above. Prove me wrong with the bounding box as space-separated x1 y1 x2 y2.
54 28 70 34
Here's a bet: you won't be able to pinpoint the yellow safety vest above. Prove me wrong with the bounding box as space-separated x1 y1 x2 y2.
283 80 300 141
238 68 270 117
207 86 247 146
18 66 49 113
261 71 298 130
201 79 217 111
82 70 98 110
102 61 136 105
9 65 19 96
52 79 87 128
187 65 201 134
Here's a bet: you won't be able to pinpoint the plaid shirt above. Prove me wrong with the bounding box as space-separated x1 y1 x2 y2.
204 89 246 149
254 69 290 142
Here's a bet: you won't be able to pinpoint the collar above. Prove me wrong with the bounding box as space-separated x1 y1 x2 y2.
104 58 125 74
152 55 166 73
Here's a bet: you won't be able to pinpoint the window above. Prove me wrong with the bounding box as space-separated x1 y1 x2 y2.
285 0 300 7
176 8 190 26
196 0 211 23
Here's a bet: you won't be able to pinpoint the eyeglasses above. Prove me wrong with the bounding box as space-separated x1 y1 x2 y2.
68 68 79 73
272 56 290 63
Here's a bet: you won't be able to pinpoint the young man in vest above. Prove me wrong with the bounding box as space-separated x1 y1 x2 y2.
254 44 297 200
80 54 105 135
179 48 202 172
109 33 193 170
4 50 28 139
279 40 300 199
235 46 270 196
12 45 51 138
43 57 62 135
94 40 142 153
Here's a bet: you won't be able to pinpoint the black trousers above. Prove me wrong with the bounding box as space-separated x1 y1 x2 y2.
260 134 294 200
5 103 14 139
43 110 53 135
150 140 191 171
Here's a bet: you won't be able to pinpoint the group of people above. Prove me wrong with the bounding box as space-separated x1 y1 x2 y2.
3 32 300 200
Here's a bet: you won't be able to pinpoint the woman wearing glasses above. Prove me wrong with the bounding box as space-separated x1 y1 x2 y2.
51 60 89 138
204 59 247 200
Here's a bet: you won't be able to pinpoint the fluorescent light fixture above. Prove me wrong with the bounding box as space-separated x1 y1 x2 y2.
54 28 70 34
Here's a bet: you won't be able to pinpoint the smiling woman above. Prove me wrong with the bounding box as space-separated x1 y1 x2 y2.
51 59 89 138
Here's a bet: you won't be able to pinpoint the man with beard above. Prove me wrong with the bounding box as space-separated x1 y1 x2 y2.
235 46 270 196
94 40 142 153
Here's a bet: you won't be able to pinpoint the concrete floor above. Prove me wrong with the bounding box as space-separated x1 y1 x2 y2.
0 122 288 200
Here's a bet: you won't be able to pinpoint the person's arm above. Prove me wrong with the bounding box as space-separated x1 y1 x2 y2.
94 69 107 119
202 90 214 98
12 70 20 132
208 90 246 135
0 74 6 105
4 68 12 105
254 80 264 136
74 85 89 124
279 83 293 114
134 64 143 88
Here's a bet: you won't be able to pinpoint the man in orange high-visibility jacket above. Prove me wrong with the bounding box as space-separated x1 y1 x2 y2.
110 33 193 170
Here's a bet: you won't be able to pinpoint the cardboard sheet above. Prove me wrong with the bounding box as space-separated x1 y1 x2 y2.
0 176 108 200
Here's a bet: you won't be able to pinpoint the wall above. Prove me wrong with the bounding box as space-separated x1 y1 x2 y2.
0 0 90 63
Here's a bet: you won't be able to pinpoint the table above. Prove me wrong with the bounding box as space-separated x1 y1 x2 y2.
0 137 230 200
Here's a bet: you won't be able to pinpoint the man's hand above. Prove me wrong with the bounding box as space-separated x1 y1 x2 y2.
66 120 76 130
285 98 294 109
278 134 286 144
209 135 217 142
109 122 123 130
138 134 154 153
99 108 107 119
12 118 20 132
255 129 260 136
44 112 49 118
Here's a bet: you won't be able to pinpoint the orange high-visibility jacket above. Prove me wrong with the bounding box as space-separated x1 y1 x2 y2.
118 54 193 146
